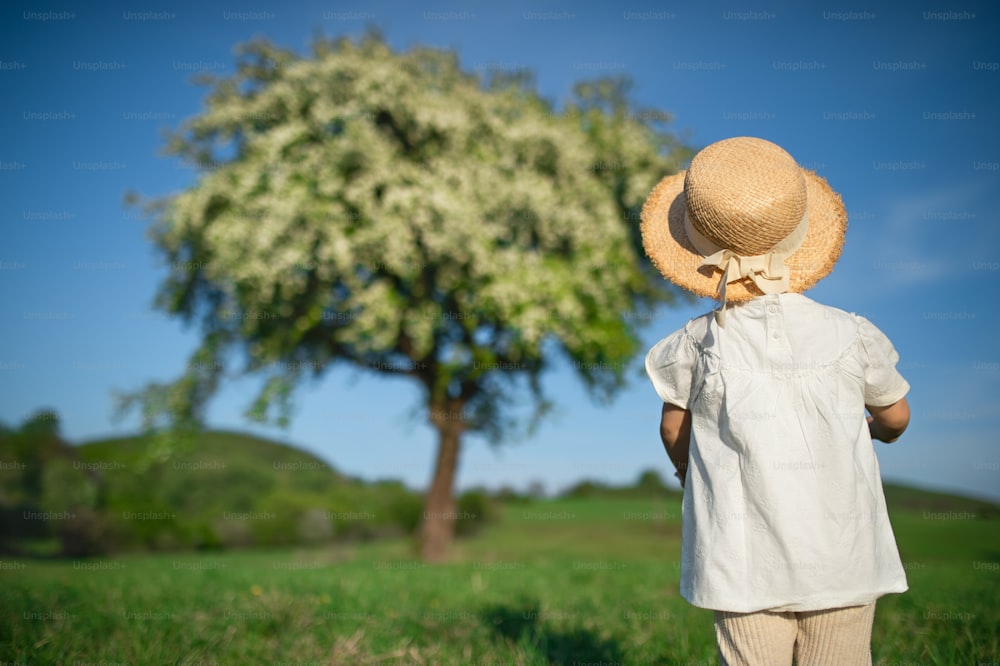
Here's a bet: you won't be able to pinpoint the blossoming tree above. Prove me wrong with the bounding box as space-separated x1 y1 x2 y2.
124 33 690 561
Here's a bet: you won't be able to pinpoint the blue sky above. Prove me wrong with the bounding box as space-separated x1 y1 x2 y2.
2 0 998 501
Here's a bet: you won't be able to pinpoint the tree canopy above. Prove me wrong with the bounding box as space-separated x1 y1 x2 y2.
122 32 691 559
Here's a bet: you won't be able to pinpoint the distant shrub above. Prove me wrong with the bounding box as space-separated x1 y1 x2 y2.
298 507 333 544
562 480 608 499
455 490 498 537
558 471 676 501
494 486 533 503
212 518 254 549
387 493 424 536
192 522 223 551
54 507 109 557
41 459 99 513
633 469 670 495
0 502 50 545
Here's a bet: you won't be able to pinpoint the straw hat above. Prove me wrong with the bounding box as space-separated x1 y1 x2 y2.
640 136 847 308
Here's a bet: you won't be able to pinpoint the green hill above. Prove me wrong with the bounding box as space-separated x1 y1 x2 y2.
74 429 425 552
79 429 351 512
882 481 999 519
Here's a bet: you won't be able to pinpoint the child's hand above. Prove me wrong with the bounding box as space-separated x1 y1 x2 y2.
867 415 894 442
866 415 879 441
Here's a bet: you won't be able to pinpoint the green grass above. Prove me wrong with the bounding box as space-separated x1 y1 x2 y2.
2 497 998 665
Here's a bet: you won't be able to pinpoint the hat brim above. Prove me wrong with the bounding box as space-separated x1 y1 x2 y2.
639 169 847 302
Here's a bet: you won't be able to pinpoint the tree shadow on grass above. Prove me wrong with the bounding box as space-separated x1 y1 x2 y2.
479 598 626 665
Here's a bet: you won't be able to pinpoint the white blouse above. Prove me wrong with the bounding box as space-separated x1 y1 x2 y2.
645 293 911 613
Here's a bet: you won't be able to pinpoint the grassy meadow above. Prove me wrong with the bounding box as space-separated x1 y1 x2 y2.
2 495 998 665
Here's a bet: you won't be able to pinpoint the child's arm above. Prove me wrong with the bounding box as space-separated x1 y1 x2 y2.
659 403 692 487
866 397 910 443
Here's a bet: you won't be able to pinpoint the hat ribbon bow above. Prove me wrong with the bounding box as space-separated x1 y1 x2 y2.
684 211 809 326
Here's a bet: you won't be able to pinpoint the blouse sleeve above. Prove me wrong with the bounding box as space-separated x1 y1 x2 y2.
856 316 911 407
644 327 697 409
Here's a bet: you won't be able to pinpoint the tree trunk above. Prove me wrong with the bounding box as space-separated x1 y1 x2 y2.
419 401 464 562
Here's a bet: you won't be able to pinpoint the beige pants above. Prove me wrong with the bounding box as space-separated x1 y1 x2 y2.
714 602 876 666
